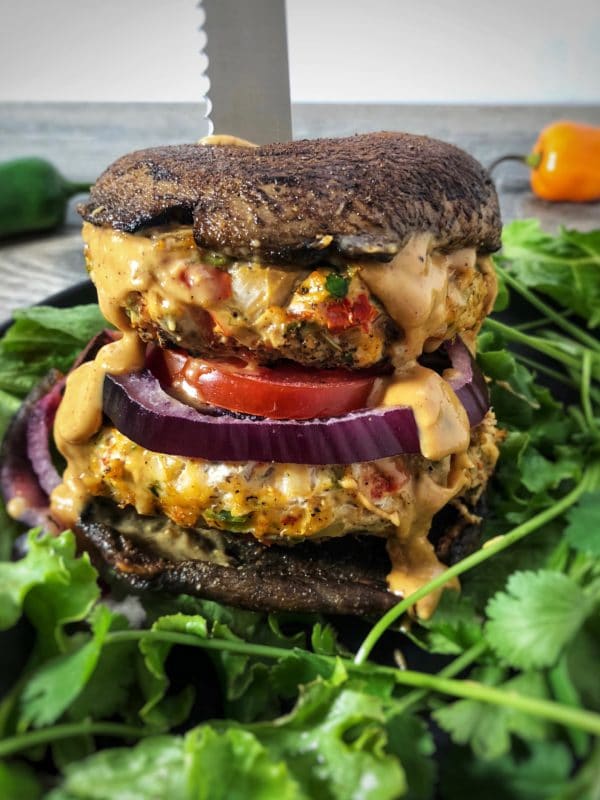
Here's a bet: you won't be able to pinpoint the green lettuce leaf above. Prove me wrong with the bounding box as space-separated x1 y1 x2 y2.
184 727 303 800
48 729 303 800
0 530 98 654
47 735 186 800
0 305 106 400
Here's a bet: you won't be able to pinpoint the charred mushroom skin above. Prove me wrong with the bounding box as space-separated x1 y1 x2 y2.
78 497 484 617
79 132 501 264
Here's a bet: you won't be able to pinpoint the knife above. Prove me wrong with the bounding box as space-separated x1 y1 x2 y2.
200 0 293 143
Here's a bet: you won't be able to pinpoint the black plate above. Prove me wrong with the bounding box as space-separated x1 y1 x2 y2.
36 279 97 309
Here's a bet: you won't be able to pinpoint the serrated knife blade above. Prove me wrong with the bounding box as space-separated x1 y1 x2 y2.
199 0 292 144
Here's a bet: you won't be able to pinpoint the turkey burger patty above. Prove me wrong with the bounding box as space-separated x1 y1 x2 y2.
82 222 497 370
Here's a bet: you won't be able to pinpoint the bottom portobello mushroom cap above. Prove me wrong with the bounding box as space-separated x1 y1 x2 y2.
76 496 484 617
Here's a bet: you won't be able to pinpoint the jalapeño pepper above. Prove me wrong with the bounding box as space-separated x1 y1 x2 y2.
0 157 91 239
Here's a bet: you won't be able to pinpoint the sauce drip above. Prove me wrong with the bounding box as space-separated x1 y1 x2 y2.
377 363 470 461
386 451 470 618
198 134 258 148
359 235 482 361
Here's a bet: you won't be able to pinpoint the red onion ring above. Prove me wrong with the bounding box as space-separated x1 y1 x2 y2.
26 379 64 496
104 370 421 465
103 337 490 465
0 370 63 532
444 338 490 427
0 330 116 533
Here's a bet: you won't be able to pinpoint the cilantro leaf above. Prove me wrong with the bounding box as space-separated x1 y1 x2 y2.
242 679 406 800
439 741 572 800
270 650 339 699
566 617 600 712
433 669 553 760
407 591 483 655
0 761 43 800
310 622 346 656
557 740 600 800
501 220 600 328
19 605 113 729
143 597 311 723
462 520 565 613
385 712 436 800
67 613 138 723
493 269 510 312
485 570 595 669
565 491 600 555
138 614 206 728
548 654 589 758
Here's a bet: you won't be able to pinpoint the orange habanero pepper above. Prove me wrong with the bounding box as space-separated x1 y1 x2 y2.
489 120 600 203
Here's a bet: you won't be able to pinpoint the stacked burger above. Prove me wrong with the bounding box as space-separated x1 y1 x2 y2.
22 133 503 617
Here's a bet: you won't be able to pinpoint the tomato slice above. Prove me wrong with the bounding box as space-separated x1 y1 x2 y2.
149 348 379 420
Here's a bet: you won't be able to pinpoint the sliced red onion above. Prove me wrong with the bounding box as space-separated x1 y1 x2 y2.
444 338 490 427
104 336 490 465
24 330 116 500
26 378 64 495
104 370 421 465
0 371 63 532
1 330 116 534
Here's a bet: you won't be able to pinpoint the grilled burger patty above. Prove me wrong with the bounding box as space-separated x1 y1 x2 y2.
83 222 497 369
53 412 498 545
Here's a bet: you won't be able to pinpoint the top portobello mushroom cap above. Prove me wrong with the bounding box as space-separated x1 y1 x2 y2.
79 132 502 264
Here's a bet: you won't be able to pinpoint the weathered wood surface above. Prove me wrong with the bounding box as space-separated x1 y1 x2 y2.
1 102 599 323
